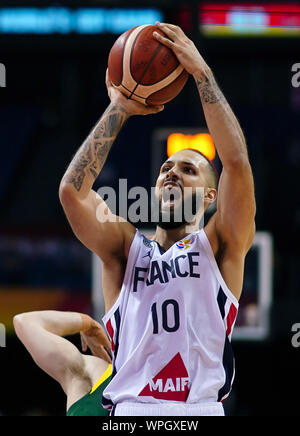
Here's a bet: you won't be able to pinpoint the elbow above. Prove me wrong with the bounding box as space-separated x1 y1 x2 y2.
13 313 25 328
59 180 68 204
13 312 39 332
13 313 28 338
59 181 76 208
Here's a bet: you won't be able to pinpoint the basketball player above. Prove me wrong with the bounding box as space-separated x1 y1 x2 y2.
59 22 256 416
13 310 112 416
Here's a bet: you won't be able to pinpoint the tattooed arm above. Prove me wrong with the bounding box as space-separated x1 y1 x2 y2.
62 103 127 199
154 23 256 300
59 71 163 265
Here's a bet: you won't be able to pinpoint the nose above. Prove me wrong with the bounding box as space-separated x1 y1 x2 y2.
166 167 179 181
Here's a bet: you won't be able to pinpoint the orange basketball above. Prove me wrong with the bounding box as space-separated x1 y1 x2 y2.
108 24 189 106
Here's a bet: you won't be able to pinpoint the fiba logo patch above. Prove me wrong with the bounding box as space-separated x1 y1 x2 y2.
176 236 195 250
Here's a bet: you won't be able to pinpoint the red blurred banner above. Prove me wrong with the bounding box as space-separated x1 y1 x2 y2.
199 3 300 36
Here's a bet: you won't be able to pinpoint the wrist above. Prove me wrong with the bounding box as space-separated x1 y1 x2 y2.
109 99 131 119
193 65 213 83
80 314 97 335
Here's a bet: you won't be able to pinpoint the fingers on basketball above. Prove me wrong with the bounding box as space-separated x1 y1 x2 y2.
155 22 178 41
153 31 174 49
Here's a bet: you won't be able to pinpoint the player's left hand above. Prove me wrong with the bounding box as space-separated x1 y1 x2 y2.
106 69 164 116
153 22 210 77
80 322 112 363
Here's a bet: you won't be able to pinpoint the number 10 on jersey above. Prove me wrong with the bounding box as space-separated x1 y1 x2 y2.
151 299 180 334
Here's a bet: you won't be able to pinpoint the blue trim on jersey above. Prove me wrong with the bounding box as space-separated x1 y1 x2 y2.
102 395 114 409
218 335 235 402
111 308 121 379
217 287 226 319
112 366 117 378
114 308 121 359
102 308 121 411
217 287 235 402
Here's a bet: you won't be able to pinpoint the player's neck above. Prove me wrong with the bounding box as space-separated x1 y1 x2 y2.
152 223 199 251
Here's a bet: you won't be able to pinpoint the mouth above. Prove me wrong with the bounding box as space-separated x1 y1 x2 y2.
161 182 183 203
163 181 183 191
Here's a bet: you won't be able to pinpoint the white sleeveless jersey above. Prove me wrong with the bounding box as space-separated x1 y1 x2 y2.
102 229 239 412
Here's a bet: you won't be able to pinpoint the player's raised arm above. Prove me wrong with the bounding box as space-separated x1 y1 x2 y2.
59 71 163 262
153 23 256 299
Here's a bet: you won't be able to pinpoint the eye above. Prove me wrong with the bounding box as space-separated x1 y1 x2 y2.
162 166 170 173
183 167 195 174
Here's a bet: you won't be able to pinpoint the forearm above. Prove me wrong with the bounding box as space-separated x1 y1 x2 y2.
194 69 249 168
14 310 93 337
60 103 128 200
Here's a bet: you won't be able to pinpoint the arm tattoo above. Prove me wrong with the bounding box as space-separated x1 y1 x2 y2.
196 75 225 105
64 105 127 192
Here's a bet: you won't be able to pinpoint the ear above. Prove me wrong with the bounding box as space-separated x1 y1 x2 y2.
204 188 217 204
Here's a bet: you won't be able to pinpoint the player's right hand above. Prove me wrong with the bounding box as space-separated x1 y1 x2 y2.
153 22 210 78
105 69 164 116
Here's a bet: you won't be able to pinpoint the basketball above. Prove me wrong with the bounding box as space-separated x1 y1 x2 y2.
108 24 189 106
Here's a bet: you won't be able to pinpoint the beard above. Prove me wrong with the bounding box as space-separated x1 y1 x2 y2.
151 190 204 230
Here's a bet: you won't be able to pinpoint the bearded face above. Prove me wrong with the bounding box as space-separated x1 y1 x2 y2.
152 149 217 230
152 182 205 230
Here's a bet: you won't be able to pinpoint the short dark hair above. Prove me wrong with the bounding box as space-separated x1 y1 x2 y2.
185 148 219 189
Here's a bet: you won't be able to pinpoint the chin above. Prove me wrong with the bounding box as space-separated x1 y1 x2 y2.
158 203 187 230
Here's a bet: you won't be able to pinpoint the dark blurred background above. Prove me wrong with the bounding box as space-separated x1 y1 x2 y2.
0 0 300 416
